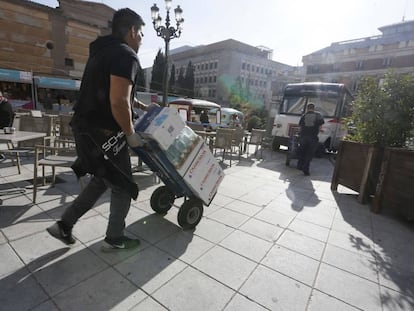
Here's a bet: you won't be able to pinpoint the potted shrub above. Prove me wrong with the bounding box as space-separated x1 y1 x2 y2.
331 71 414 216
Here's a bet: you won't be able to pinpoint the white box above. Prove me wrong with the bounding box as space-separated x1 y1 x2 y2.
183 143 225 205
140 107 185 150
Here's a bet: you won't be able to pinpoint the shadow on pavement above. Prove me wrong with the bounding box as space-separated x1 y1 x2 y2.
0 214 192 310
333 192 414 310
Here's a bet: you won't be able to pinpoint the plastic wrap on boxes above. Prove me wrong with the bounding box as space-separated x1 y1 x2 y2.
165 126 204 175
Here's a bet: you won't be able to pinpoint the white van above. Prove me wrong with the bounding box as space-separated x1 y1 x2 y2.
271 82 353 152
219 107 244 127
168 98 221 125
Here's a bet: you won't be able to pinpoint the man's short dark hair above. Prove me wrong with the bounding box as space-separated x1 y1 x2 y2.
112 8 145 40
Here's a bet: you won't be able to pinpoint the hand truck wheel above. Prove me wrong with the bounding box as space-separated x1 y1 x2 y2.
150 186 175 214
178 198 203 230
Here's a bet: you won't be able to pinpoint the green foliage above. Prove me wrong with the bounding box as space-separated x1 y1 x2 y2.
150 49 165 93
246 115 262 131
227 77 269 130
184 61 195 98
168 64 176 93
173 62 195 97
135 62 146 92
349 71 414 148
245 106 268 131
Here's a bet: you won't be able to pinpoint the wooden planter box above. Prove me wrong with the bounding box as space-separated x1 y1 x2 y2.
372 148 414 220
331 140 383 203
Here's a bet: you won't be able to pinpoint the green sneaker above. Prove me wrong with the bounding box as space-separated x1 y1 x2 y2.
101 236 140 252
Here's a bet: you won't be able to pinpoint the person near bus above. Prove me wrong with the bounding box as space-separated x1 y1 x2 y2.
0 91 14 129
229 113 241 128
200 110 209 124
297 103 324 176
46 8 147 251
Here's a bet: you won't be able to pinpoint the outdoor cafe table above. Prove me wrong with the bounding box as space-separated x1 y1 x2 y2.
0 131 47 145
0 131 47 174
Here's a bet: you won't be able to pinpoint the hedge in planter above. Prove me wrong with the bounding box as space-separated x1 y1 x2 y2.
331 71 414 213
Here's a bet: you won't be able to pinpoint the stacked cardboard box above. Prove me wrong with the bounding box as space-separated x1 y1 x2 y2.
134 107 224 205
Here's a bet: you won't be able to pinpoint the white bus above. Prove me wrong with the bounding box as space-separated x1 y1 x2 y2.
271 82 354 153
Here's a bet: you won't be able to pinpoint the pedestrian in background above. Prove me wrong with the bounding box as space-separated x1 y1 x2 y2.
229 113 241 128
0 91 14 129
47 8 147 251
200 110 209 123
297 103 324 176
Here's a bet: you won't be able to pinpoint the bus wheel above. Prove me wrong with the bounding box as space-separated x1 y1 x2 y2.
272 138 280 151
315 143 326 158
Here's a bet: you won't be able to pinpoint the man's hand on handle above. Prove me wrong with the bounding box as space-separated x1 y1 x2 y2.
126 132 145 148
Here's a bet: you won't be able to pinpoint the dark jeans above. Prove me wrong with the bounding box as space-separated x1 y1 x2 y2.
61 124 134 239
61 176 131 239
297 135 318 174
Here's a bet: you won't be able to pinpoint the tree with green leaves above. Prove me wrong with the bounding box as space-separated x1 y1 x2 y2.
150 49 165 93
349 71 414 148
184 61 194 98
227 77 268 130
169 63 176 94
135 62 146 92
176 66 185 96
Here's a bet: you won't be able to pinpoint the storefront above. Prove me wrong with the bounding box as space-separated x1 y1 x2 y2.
0 68 34 110
34 76 81 113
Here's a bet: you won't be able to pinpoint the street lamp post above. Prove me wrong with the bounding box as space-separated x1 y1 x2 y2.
151 0 184 106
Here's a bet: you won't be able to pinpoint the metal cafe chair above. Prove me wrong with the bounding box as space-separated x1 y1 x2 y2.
231 127 245 160
213 128 235 166
0 115 53 174
32 138 77 203
247 128 266 159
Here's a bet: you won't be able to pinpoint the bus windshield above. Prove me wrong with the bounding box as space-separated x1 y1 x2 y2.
281 95 338 117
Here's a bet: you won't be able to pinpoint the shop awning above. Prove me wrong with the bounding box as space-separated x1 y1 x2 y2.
0 68 33 83
34 76 81 91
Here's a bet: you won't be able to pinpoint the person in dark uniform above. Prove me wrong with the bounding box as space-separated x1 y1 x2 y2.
297 103 324 176
0 91 14 129
200 110 209 124
47 8 147 251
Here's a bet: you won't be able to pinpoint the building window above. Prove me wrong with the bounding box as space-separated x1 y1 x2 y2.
213 76 216 83
309 65 319 73
242 62 246 70
214 61 218 69
246 64 250 71
65 58 74 67
383 57 393 67
356 60 364 70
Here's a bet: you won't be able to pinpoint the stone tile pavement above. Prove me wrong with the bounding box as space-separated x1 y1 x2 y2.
0 148 413 311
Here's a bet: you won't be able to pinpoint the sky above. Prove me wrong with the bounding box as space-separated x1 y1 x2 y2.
31 0 414 68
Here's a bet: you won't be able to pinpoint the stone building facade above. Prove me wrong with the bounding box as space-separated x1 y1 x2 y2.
302 20 414 91
168 39 300 108
0 0 113 79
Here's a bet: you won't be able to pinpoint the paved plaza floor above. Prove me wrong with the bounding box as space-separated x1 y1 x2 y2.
0 148 413 311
